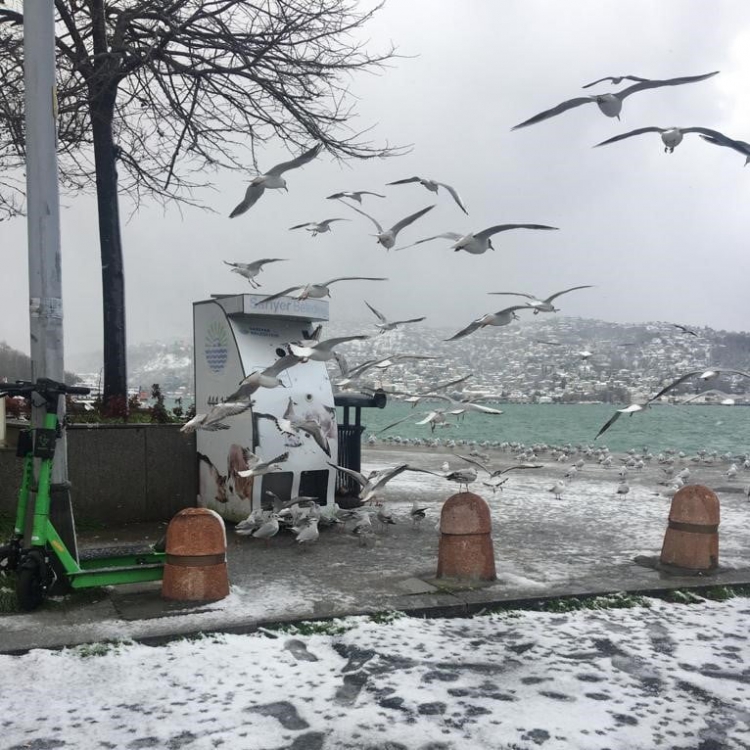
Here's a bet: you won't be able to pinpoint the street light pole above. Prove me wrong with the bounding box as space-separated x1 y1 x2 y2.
23 1 77 556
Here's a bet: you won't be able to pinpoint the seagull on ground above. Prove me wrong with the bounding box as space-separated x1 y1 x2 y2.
229 143 322 218
289 218 349 236
699 131 750 165
289 335 369 363
548 480 565 499
364 301 426 334
235 508 270 536
223 259 286 288
237 452 290 479
488 285 593 313
327 462 412 504
386 176 468 214
401 224 558 255
180 400 252 433
511 71 719 130
344 203 435 249
327 190 385 203
257 276 388 304
255 398 332 456
226 355 301 401
251 514 281 546
446 305 531 341
616 481 631 497
294 517 320 546
594 126 734 154
410 500 428 527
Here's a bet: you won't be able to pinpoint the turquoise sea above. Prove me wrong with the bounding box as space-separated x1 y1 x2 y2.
343 402 750 456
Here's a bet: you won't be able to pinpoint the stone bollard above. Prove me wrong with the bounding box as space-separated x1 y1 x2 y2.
436 492 496 581
162 508 230 601
660 485 719 571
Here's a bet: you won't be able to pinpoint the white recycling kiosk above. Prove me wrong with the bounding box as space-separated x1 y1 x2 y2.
193 293 337 522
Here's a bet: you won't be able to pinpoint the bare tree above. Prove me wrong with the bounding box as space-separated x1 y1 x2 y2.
0 0 400 410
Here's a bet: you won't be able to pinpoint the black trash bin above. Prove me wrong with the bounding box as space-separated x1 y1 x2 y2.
334 390 387 497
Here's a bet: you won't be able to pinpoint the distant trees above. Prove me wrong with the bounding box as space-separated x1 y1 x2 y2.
0 0 400 411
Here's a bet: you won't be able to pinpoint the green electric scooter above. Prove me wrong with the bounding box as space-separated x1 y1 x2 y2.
0 378 165 611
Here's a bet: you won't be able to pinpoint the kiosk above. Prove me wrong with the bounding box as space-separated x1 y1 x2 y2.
193 294 336 522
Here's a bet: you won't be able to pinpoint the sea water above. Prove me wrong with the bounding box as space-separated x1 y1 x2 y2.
343 402 750 456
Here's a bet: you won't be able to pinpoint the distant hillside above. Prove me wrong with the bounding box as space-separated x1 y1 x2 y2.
0 342 78 384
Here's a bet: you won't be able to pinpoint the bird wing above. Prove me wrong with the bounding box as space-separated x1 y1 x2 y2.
492 305 534 315
415 411 440 425
258 452 290 469
262 354 301 378
650 371 705 401
391 316 426 326
436 182 468 214
327 461 368 487
344 202 383 232
455 453 491 474
699 133 750 155
397 232 463 251
322 276 388 286
346 358 378 379
617 71 719 100
390 204 435 237
320 218 348 227
364 300 387 324
544 285 594 303
249 258 287 271
487 291 536 299
511 97 594 130
594 126 666 147
295 420 331 456
266 143 322 176
445 318 484 341
582 74 651 89
371 463 411 489
255 286 303 304
377 413 414 434
289 222 313 230
498 464 544 475
672 323 697 335
595 410 623 439
255 412 288 433
420 373 473 394
387 176 423 185
318 335 370 348
476 224 559 240
229 183 265 218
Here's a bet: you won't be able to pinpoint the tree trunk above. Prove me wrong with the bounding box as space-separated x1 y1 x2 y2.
90 97 127 412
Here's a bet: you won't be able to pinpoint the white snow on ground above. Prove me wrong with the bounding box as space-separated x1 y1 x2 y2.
2 595 750 749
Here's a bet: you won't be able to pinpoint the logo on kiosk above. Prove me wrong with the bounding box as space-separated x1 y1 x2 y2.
205 322 229 372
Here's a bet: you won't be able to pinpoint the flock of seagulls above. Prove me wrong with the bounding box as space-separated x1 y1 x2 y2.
205 64 749 545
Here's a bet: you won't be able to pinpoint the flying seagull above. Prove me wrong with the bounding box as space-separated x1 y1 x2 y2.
226 355 301 401
446 305 531 341
671 323 698 337
256 398 331 456
257 276 388 305
289 335 370 362
582 74 651 89
400 224 558 254
327 190 386 203
237 452 290 479
364 301 426 334
455 454 543 479
698 131 750 165
326 462 412 504
511 71 719 130
223 258 286 288
180 400 253 434
650 368 750 401
229 143 322 218
594 126 734 154
344 203 436 249
288 218 349 236
488 285 593 313
595 401 655 440
386 176 468 214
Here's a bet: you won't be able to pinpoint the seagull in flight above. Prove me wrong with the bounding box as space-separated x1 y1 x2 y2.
650 368 750 401
488 285 593 313
289 218 349 236
364 301 426 334
255 397 331 456
180 400 253 434
327 190 385 203
288 335 370 362
699 131 750 165
456 454 543 479
594 126 734 154
582 74 651 89
257 276 388 305
386 176 468 214
226 355 301 401
223 258 286 288
237 452 290 479
671 323 698 337
326 462 413 504
401 224 558 255
511 71 719 130
446 305 531 341
344 203 435 249
229 143 322 218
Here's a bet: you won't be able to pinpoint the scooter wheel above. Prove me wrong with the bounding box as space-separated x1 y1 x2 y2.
16 555 46 611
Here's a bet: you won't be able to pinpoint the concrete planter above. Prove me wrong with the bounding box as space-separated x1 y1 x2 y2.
0 423 196 525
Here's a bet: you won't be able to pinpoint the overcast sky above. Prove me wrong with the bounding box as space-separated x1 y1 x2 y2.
1 0 749 359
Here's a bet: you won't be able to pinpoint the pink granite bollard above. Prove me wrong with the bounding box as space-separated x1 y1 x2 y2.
660 485 720 571
162 508 230 601
436 492 496 581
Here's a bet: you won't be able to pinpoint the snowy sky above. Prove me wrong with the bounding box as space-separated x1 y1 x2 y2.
1 0 750 359
2 595 749 749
